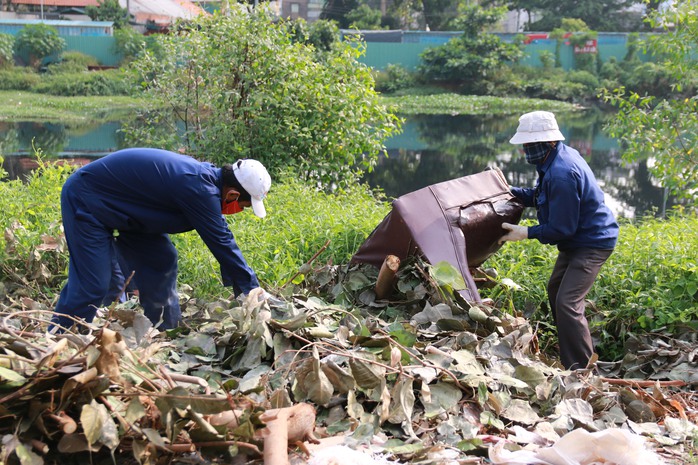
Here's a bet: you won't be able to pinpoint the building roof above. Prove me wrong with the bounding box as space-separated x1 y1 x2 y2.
121 0 205 25
10 0 100 5
9 0 207 25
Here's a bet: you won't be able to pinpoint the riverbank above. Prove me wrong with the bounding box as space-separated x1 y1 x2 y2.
0 90 146 123
0 90 581 122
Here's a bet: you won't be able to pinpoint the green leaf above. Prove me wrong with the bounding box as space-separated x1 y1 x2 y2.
80 401 104 446
429 261 466 290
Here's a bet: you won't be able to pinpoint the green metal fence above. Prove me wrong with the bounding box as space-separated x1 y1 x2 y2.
56 31 649 71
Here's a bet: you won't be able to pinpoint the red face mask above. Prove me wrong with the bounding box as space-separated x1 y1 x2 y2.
222 200 243 215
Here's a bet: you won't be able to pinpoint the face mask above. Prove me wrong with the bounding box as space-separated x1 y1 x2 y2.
524 142 554 164
222 200 243 215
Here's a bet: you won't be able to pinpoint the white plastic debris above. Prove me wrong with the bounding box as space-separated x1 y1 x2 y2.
307 445 399 465
489 428 666 465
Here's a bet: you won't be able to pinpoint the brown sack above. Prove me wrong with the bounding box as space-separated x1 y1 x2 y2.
351 168 523 302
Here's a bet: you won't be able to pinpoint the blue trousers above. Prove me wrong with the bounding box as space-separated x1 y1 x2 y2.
52 182 182 331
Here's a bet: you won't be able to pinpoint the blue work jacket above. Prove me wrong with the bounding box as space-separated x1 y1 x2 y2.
70 148 260 294
511 143 619 250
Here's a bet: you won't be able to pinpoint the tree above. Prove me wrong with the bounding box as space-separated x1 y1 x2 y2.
601 1 698 205
419 6 523 93
13 24 66 70
85 0 130 29
321 0 361 28
525 0 638 32
125 7 400 188
346 4 383 30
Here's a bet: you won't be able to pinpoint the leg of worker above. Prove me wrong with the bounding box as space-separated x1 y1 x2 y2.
52 185 114 331
114 233 181 329
104 248 128 305
547 251 570 326
551 248 612 370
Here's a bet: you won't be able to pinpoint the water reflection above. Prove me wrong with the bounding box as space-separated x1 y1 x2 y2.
366 111 673 219
1 111 673 219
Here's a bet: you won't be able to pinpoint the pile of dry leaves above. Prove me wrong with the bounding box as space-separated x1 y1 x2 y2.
1 260 696 465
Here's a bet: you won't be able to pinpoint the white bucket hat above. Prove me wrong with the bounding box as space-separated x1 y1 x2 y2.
233 159 272 218
509 111 565 144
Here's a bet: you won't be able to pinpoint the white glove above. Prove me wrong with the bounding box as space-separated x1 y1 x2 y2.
243 287 285 306
498 222 528 244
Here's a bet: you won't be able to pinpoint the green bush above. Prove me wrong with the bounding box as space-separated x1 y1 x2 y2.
0 33 14 68
30 69 131 96
0 66 41 90
521 79 588 103
113 27 164 64
125 8 400 188
13 23 66 69
45 51 99 74
374 64 416 94
566 70 599 92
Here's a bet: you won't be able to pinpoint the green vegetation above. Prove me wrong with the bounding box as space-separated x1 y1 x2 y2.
125 8 400 188
1 160 695 364
602 1 698 207
85 0 130 29
419 6 523 94
381 93 579 115
13 23 66 70
0 90 147 122
0 33 13 68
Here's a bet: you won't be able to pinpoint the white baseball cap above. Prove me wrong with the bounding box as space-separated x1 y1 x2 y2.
233 159 271 218
509 111 565 144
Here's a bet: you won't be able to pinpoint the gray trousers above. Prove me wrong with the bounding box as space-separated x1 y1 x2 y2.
548 248 613 370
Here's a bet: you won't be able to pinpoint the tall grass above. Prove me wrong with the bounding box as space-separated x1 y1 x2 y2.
0 162 389 299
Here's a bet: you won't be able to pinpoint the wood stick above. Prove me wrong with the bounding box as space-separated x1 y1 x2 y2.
47 412 77 434
600 378 687 388
281 239 331 289
262 408 290 465
375 255 400 300
31 439 49 455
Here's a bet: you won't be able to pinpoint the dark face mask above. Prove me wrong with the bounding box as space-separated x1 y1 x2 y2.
523 142 555 164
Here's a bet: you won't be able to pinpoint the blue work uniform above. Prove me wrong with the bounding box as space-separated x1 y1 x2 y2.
510 142 618 369
511 142 618 250
51 148 260 331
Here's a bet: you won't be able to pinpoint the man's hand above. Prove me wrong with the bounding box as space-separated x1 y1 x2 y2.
498 222 528 244
243 287 285 306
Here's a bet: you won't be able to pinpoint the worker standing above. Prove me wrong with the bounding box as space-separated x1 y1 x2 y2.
499 111 619 370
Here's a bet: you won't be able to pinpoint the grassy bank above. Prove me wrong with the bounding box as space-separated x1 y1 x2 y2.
382 92 582 115
0 90 147 123
0 90 580 123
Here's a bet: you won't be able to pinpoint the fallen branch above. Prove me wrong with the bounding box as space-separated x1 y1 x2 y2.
601 378 688 388
47 412 77 434
281 239 331 289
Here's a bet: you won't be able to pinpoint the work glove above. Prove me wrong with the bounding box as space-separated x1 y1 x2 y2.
498 222 528 244
242 287 285 307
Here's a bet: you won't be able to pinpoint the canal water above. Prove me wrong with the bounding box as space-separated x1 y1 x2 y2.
0 112 673 219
